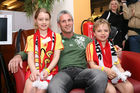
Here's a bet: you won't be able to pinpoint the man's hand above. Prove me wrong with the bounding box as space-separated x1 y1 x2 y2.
121 0 127 2
8 55 23 73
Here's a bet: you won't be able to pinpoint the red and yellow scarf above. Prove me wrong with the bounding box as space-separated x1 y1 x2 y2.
93 39 118 68
34 28 58 75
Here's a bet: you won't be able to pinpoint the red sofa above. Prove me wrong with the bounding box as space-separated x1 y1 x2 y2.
14 51 140 93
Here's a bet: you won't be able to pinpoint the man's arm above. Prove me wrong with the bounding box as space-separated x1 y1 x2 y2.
121 0 133 19
17 51 28 61
8 51 27 73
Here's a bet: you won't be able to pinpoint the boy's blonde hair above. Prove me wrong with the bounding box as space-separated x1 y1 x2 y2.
93 18 111 32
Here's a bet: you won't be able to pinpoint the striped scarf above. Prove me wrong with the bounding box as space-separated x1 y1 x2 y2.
34 28 57 74
93 39 118 68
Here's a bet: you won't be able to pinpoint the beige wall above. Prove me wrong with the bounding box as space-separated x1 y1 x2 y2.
51 0 74 33
73 0 91 34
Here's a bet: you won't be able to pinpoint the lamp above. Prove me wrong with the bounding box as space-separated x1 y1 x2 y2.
2 0 17 6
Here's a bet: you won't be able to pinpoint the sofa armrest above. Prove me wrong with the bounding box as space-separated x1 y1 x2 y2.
13 61 27 93
121 51 140 81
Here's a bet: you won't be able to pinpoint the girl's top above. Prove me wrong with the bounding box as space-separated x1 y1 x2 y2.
24 28 64 80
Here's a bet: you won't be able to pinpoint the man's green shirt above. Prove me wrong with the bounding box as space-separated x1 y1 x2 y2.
58 33 92 70
17 51 27 61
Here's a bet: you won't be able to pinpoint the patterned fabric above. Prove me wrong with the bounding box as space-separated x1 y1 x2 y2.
86 39 123 83
58 33 92 70
33 28 56 73
86 39 119 68
24 28 64 80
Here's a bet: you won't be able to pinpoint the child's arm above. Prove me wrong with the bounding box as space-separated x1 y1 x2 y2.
115 62 125 72
88 61 117 79
114 45 122 57
28 51 40 81
42 49 61 79
47 49 60 71
86 43 117 79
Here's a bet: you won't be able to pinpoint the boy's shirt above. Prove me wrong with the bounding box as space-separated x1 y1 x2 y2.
86 42 120 67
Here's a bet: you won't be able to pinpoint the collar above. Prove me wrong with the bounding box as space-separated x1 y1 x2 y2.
109 10 119 15
60 33 77 40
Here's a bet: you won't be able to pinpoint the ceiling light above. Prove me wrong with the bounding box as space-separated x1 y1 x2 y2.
2 0 17 6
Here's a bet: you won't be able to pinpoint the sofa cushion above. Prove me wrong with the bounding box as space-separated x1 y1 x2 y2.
128 78 140 93
70 89 84 93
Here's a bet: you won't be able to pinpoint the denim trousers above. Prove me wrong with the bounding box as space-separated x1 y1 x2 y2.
47 67 107 93
128 35 140 53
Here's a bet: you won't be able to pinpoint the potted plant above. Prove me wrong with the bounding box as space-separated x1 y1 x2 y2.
24 0 61 17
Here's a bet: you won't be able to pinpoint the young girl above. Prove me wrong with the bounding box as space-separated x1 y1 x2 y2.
24 8 64 93
86 19 133 93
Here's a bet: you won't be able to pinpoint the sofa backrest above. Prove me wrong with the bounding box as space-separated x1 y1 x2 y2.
14 29 35 53
0 29 35 66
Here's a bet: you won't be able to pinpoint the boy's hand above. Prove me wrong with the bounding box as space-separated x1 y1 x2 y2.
104 67 117 79
115 45 122 57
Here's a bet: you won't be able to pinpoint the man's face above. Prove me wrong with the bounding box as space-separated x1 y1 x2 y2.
58 14 73 33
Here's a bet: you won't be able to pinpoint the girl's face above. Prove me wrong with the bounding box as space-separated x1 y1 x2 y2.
35 12 50 31
94 24 110 42
110 1 118 11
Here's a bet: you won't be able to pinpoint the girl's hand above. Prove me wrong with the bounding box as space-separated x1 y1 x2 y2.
104 67 117 79
29 70 40 81
41 70 49 80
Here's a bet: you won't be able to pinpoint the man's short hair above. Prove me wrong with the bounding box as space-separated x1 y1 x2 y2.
57 10 73 23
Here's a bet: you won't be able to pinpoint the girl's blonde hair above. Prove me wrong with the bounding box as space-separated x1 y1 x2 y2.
34 8 51 19
109 0 120 12
93 18 111 32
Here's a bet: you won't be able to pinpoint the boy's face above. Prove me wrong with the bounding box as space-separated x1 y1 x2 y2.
94 24 110 42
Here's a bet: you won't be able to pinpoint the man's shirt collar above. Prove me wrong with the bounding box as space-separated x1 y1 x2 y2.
61 33 77 40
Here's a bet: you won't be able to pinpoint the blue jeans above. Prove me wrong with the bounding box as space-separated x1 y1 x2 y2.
47 67 107 93
128 35 140 53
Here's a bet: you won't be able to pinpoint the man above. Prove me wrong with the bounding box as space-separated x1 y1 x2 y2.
47 10 107 93
121 0 140 53
9 10 108 93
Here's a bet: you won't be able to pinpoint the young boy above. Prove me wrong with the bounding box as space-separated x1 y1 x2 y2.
86 18 133 93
